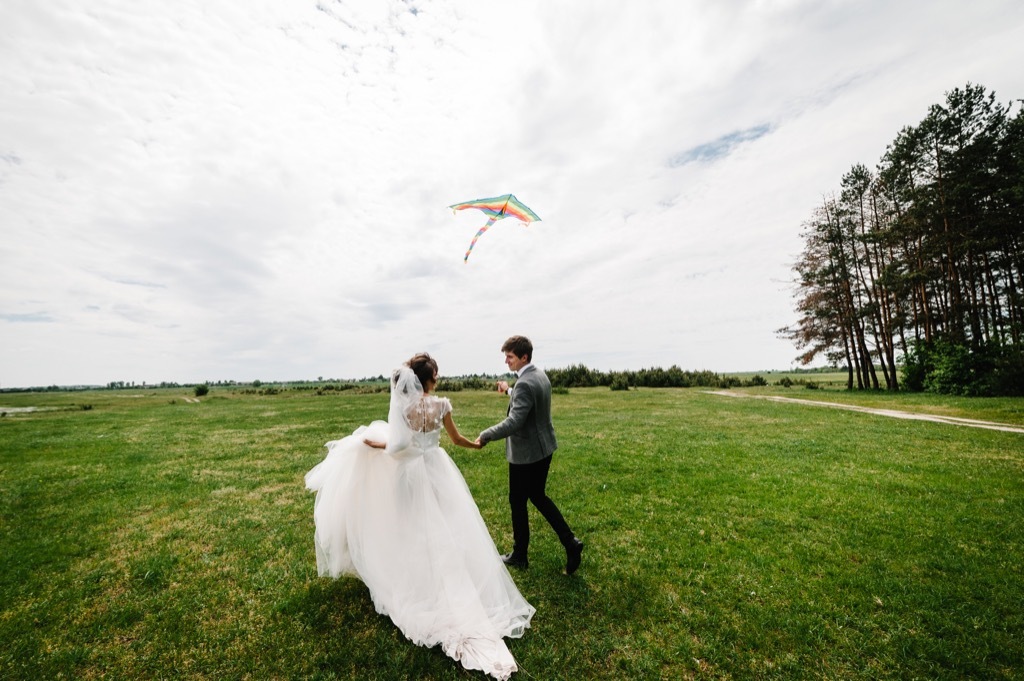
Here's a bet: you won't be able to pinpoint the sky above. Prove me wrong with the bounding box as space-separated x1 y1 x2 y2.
3 0 1024 387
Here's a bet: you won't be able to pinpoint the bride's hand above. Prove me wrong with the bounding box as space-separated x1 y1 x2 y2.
363 438 386 449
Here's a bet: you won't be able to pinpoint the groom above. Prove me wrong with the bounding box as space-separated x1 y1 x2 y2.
476 336 584 575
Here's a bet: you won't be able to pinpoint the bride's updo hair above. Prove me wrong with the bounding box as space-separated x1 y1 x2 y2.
406 352 439 389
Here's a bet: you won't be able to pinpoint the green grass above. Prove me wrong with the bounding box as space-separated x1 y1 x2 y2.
1 387 1022 679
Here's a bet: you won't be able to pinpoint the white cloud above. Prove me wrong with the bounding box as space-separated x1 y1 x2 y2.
2 0 1024 386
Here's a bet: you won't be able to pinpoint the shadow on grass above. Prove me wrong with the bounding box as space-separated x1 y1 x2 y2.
276 578 469 679
277 577 373 631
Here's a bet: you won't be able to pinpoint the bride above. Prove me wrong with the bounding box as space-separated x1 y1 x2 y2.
305 353 535 679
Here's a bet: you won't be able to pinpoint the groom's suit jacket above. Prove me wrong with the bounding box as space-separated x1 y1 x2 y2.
480 364 558 465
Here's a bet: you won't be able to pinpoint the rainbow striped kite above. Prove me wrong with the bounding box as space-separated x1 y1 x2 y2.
449 194 542 262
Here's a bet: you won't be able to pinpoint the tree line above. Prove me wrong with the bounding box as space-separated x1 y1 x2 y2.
545 364 727 389
780 83 1024 396
235 367 753 393
4 367 798 395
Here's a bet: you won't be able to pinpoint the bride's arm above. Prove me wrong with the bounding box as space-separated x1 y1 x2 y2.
442 412 482 449
363 438 386 449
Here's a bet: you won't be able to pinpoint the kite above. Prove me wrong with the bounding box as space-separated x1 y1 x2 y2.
449 194 541 263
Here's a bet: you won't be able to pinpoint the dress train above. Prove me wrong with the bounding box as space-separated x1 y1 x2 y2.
306 419 534 680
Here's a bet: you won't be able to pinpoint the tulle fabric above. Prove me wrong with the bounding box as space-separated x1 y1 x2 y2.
305 415 534 680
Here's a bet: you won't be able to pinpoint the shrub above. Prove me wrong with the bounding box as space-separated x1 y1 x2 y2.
549 364 598 388
778 377 793 388
901 338 1023 396
900 343 930 392
989 347 1024 396
457 376 491 390
194 384 210 397
609 373 630 391
436 378 463 392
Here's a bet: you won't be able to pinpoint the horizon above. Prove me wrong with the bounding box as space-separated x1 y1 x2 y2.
0 363 840 391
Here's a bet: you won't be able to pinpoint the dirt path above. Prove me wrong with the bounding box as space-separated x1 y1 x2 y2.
706 390 1024 434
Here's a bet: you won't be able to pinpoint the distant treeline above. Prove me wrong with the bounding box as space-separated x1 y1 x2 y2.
1 366 790 394
314 366 780 392
781 83 1024 396
547 364 724 389
442 365 789 391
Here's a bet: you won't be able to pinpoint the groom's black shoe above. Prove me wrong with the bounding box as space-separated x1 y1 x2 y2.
565 537 584 575
501 552 528 569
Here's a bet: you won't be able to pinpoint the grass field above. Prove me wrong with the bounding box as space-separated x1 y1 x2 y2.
1 386 1022 679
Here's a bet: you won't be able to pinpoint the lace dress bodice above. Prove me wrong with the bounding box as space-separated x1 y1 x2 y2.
404 396 451 450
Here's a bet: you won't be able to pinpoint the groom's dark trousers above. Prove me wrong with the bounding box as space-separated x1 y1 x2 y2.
509 455 573 556
480 362 576 558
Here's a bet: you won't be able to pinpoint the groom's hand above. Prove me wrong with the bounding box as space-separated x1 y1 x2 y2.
496 380 509 394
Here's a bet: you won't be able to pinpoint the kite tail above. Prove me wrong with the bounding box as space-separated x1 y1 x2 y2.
464 217 499 262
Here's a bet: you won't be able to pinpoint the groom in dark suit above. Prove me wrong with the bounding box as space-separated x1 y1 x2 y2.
477 336 584 575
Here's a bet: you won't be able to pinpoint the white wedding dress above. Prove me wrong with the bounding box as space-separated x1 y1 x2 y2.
305 368 535 680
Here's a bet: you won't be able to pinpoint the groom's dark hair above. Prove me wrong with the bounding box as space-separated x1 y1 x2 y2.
501 336 533 362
